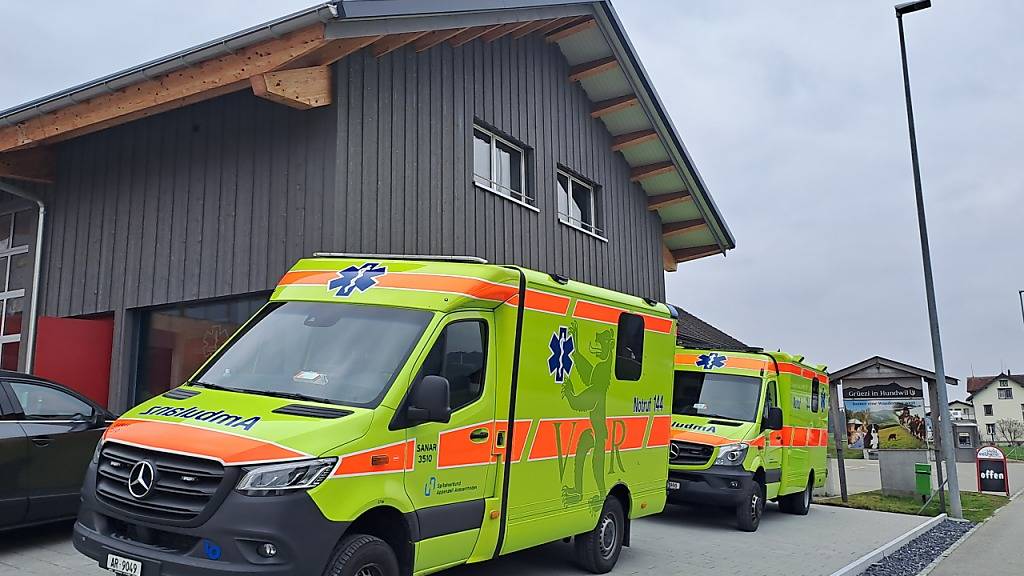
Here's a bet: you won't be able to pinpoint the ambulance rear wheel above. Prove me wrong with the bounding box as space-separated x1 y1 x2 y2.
323 534 399 576
736 479 765 532
574 496 625 574
780 477 813 516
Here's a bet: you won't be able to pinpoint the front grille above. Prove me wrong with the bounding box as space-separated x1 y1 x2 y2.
670 440 714 466
96 442 225 522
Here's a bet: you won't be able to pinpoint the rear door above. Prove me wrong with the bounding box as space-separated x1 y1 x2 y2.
0 382 29 528
7 379 106 522
402 312 499 571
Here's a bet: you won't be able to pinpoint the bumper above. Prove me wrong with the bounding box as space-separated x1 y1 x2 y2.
73 465 348 576
666 466 754 507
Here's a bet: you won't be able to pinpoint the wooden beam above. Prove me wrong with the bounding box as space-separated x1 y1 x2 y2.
590 95 638 118
292 35 382 67
0 147 55 183
647 191 692 211
0 25 328 152
371 31 430 57
662 243 678 272
611 129 658 152
568 56 619 82
251 66 331 110
662 219 707 238
510 18 560 39
481 21 534 43
534 16 582 35
671 245 722 263
630 161 676 182
449 24 504 47
545 17 597 43
414 28 465 52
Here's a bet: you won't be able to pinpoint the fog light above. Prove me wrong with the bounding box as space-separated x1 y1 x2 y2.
728 480 740 489
257 543 278 558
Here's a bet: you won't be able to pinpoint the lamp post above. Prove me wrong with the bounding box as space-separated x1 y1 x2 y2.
895 0 963 519
1018 290 1023 329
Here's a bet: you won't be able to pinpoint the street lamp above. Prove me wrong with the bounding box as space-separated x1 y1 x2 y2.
895 0 963 520
1018 290 1023 329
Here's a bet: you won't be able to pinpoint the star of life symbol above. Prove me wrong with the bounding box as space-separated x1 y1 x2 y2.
696 352 727 371
328 262 387 297
548 326 575 383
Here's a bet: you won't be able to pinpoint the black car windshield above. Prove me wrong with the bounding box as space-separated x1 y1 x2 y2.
195 302 432 407
673 371 763 422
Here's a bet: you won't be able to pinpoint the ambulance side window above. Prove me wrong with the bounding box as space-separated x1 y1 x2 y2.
811 379 820 413
615 313 644 381
764 381 778 419
418 320 488 412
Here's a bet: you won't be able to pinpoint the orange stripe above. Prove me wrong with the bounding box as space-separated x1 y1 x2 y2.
520 290 571 315
642 315 674 334
726 357 770 372
749 436 766 448
669 428 737 447
333 440 415 477
278 270 336 286
647 415 672 447
436 419 532 469
791 427 809 447
528 418 593 460
573 300 620 325
605 416 649 451
675 353 700 366
104 419 306 465
376 274 518 302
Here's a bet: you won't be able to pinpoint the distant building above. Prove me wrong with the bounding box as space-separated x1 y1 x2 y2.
968 372 1024 444
927 400 979 462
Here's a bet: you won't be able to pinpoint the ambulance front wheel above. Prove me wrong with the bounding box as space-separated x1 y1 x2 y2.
574 496 625 574
323 534 399 576
735 479 765 532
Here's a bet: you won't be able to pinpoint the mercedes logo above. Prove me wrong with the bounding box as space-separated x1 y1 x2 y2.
128 461 156 499
669 442 681 461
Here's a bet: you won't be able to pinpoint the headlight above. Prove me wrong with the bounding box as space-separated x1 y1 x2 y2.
236 458 337 495
714 443 748 466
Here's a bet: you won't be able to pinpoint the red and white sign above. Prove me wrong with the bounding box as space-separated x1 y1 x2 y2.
976 446 1010 496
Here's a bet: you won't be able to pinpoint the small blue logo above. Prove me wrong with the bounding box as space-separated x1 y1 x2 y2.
696 352 727 371
203 539 222 561
548 326 575 383
328 262 387 297
424 476 436 497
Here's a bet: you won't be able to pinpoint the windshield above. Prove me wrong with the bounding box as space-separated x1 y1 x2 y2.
195 302 432 407
672 371 763 422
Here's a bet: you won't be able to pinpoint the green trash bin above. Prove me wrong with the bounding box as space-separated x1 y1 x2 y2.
915 463 931 497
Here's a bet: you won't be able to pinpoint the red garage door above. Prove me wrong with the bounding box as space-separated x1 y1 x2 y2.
33 315 114 408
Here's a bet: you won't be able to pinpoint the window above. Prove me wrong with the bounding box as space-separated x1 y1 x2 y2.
473 126 531 206
998 388 1013 400
418 320 488 412
615 313 644 381
673 371 762 423
986 423 996 437
0 209 34 371
557 170 603 238
984 404 994 416
998 379 1009 387
10 381 93 419
958 432 973 448
135 293 269 405
811 379 821 413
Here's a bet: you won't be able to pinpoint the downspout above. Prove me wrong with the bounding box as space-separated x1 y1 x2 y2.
0 179 45 373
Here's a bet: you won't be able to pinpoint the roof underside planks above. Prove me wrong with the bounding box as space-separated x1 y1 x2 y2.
0 0 734 269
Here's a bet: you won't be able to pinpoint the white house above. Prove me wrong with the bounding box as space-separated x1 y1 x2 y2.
967 372 1024 443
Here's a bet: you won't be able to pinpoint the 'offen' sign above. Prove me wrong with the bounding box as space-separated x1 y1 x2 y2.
976 446 1010 496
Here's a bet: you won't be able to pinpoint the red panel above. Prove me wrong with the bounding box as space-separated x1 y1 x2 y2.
34 315 114 408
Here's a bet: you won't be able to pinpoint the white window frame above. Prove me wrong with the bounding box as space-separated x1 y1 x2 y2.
0 211 31 367
986 423 996 437
556 169 606 241
472 125 535 210
957 432 973 448
998 388 1014 400
998 379 1009 387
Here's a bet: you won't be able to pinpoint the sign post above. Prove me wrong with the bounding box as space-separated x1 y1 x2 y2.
976 446 1010 497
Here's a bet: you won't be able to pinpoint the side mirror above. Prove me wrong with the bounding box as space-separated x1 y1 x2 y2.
765 406 784 431
89 410 105 428
406 375 452 425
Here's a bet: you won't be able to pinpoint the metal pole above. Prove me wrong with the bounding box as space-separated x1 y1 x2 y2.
927 377 946 512
896 9 963 519
830 380 849 502
1018 290 1023 330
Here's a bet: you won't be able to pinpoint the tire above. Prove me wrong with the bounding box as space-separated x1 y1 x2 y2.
735 479 765 532
780 477 813 516
574 496 625 574
322 534 399 576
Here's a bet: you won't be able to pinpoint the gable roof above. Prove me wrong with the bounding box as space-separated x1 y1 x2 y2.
967 373 1024 395
829 356 958 386
673 306 746 350
0 0 734 268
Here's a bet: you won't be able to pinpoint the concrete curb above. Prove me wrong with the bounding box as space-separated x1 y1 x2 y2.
916 488 1024 576
829 513 946 576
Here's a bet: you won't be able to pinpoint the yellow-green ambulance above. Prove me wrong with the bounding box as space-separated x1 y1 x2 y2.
74 255 676 576
667 348 828 531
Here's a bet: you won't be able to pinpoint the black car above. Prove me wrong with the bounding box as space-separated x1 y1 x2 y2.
0 371 115 531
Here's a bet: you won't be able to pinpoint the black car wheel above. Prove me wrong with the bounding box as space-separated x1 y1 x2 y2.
574 496 625 574
736 479 765 532
323 534 398 576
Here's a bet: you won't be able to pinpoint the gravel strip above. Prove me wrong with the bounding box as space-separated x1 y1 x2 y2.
860 520 975 576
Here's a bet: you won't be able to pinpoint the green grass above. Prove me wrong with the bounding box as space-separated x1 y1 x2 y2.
996 444 1024 462
877 424 926 449
819 490 1007 523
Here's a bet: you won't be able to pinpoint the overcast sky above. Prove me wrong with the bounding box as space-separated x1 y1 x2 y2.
2 1 1021 393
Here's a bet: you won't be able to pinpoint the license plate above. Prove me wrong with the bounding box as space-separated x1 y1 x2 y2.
667 481 681 490
106 554 142 576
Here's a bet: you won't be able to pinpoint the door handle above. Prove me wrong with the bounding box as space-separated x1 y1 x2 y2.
469 428 490 443
31 436 53 447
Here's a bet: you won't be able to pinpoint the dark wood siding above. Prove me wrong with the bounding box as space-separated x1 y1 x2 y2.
330 35 665 300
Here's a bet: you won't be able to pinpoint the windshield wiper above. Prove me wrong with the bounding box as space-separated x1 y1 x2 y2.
243 389 342 406
187 380 236 392
699 412 746 423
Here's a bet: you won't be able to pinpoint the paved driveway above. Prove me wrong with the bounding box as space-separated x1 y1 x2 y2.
0 502 930 576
